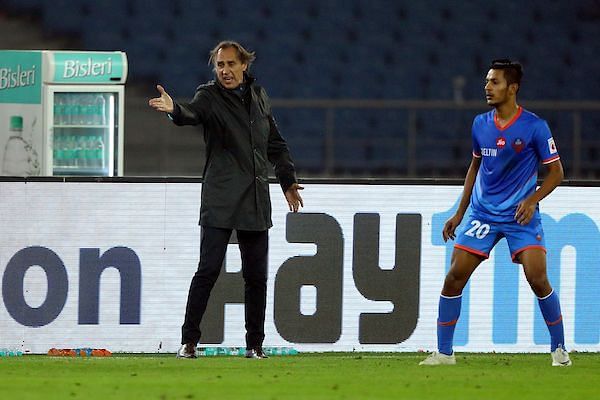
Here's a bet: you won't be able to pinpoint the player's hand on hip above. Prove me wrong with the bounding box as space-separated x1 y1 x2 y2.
285 183 304 213
515 199 536 225
148 85 174 113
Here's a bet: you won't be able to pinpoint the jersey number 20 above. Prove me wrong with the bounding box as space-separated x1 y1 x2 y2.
465 220 490 239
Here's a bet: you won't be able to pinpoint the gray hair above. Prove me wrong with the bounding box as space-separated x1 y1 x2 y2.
208 40 256 68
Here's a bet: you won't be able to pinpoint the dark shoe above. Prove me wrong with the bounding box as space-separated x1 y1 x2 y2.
245 347 268 359
176 343 197 359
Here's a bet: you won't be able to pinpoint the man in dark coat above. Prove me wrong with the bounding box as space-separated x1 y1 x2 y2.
149 40 304 359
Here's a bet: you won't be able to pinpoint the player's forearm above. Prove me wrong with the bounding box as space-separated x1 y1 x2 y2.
456 158 480 218
531 161 564 204
456 188 473 219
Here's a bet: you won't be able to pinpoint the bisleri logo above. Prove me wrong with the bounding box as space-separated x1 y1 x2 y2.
63 57 113 78
0 65 37 90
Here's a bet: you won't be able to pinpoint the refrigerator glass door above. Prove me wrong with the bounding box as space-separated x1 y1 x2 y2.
51 90 119 176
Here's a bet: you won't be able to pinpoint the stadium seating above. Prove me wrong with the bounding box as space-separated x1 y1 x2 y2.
5 0 595 100
2 0 597 177
274 108 326 172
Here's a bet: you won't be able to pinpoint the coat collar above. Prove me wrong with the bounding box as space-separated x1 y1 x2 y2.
215 72 255 93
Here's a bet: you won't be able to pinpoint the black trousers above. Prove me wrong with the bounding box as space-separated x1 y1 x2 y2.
181 226 268 348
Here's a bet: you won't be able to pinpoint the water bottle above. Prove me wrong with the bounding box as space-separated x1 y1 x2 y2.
74 94 91 125
0 347 23 357
263 346 299 356
199 347 217 356
72 135 80 167
2 116 28 175
75 94 85 125
78 135 91 168
70 95 82 125
93 135 105 169
80 94 94 125
53 133 62 167
84 94 97 125
74 348 93 357
197 346 238 356
54 95 65 125
93 94 106 126
217 347 230 356
70 135 79 167
59 135 68 167
84 136 95 168
79 136 91 168
282 347 299 355
63 95 74 125
62 135 75 167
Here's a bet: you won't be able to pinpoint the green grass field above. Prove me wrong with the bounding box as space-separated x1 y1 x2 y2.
0 352 597 399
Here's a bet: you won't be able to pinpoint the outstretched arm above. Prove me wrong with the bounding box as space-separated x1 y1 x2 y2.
148 84 210 126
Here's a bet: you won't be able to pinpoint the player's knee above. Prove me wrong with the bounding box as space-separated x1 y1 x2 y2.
443 271 467 294
527 276 551 296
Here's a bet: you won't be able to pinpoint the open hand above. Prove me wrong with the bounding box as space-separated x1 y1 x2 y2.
442 214 463 242
148 85 174 113
285 183 304 212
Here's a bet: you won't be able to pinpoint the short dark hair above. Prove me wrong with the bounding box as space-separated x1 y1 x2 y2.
489 58 523 88
209 40 256 68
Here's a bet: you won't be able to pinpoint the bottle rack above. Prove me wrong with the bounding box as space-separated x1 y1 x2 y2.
52 129 107 176
52 93 110 176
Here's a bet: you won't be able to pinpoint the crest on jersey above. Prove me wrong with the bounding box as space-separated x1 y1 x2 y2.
512 138 525 153
548 137 558 154
496 137 506 149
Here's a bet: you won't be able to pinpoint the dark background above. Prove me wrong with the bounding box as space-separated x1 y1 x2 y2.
1 0 599 179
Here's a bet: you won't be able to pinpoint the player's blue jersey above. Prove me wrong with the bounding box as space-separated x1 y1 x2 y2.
470 106 560 222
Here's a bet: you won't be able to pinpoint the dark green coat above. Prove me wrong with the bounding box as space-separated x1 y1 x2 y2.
170 76 297 231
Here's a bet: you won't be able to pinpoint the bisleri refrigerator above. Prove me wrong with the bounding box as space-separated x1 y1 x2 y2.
0 50 127 176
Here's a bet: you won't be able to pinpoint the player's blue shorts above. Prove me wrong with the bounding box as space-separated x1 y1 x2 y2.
454 213 546 263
